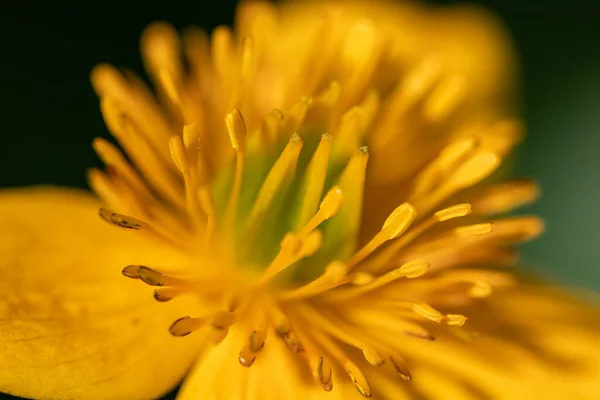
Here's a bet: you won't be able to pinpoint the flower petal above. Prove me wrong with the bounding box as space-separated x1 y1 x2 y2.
401 282 600 399
0 187 203 400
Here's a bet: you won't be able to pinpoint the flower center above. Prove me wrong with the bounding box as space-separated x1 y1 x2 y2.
96 109 510 396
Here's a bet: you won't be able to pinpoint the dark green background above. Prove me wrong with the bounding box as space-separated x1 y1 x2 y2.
1 0 598 398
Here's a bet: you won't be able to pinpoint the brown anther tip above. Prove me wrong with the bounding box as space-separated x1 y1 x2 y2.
169 316 192 337
121 265 140 279
322 382 333 392
99 208 143 230
153 290 171 302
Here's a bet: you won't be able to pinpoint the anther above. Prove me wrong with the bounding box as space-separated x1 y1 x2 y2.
210 311 236 330
249 330 267 352
398 259 429 278
362 346 384 366
381 203 417 240
99 208 144 230
169 135 189 173
469 281 493 298
389 357 412 381
434 203 472 221
169 316 204 337
412 302 443 323
121 265 141 279
405 330 436 341
153 290 172 302
153 287 183 303
317 357 333 391
138 266 165 286
352 272 375 286
454 223 493 237
238 347 256 367
225 108 246 151
276 328 304 353
445 314 468 326
346 363 372 398
319 186 344 220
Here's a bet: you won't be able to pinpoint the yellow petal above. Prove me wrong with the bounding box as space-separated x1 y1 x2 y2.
0 187 203 400
403 282 600 399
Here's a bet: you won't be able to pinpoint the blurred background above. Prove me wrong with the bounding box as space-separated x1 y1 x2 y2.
0 0 598 399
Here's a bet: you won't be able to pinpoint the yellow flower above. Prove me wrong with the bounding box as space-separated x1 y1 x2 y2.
1 1 599 400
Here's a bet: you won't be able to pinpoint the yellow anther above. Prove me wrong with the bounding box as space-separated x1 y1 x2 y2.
169 316 204 337
317 357 333 391
381 203 417 240
225 108 246 150
389 357 412 381
412 302 444 323
452 150 500 189
454 223 493 237
397 259 429 278
434 203 472 221
346 363 372 398
445 314 468 327
319 185 344 220
352 272 375 286
169 135 189 173
238 347 256 367
362 347 384 366
469 281 493 298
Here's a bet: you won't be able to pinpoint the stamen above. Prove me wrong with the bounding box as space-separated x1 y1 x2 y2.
277 261 351 301
331 107 364 162
224 109 247 230
238 329 267 368
362 346 385 366
99 208 145 230
434 203 472 221
122 265 141 279
249 329 267 352
323 147 369 259
259 108 285 144
471 179 540 215
389 356 412 381
347 362 373 398
454 223 493 237
238 347 256 367
297 185 344 238
444 314 468 326
323 259 429 302
423 75 466 121
198 187 216 244
153 287 184 302
245 133 303 233
277 328 305 354
317 357 333 391
344 202 417 270
361 203 472 273
295 133 334 230
169 135 189 173
308 327 372 398
169 316 204 337
412 302 444 323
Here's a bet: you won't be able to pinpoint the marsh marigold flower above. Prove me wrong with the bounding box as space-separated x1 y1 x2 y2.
1 1 599 399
